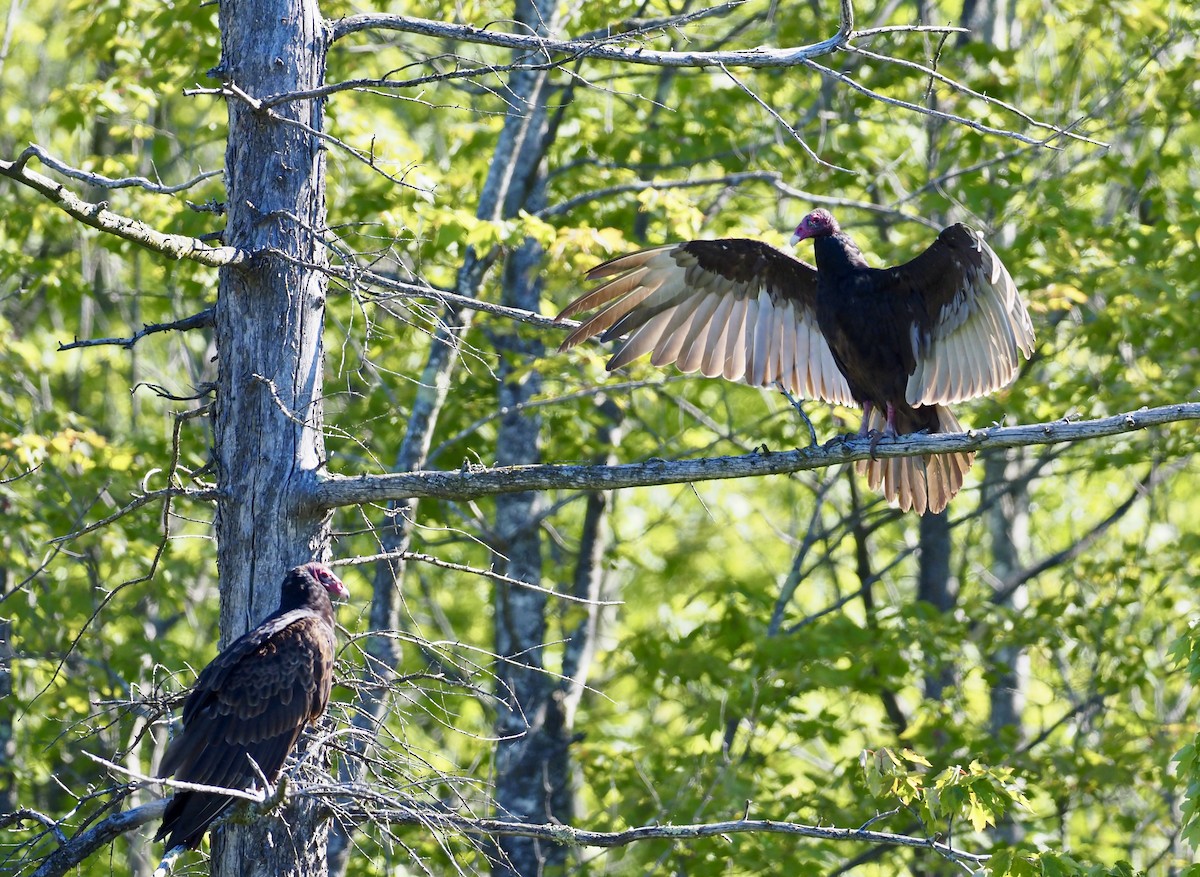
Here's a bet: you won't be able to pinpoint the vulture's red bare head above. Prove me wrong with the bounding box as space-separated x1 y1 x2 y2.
790 209 839 245
294 561 350 603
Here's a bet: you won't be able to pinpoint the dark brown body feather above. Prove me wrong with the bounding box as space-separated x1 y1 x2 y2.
155 563 344 850
558 211 1034 514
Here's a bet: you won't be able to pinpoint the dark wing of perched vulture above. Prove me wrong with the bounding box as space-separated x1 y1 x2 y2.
154 562 347 850
872 223 1033 513
558 239 857 407
882 222 1035 409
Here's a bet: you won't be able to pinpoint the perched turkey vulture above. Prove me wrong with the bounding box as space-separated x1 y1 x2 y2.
557 209 1034 514
155 562 348 850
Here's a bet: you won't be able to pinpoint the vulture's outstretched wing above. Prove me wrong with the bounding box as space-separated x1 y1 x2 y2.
559 239 856 406
880 224 1035 406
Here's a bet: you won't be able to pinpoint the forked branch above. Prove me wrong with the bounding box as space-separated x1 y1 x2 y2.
0 147 246 268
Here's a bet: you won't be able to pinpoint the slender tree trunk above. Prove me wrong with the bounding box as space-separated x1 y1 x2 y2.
487 5 563 869
0 609 13 816
208 2 331 875
327 0 559 869
917 510 956 703
559 398 625 727
912 510 957 877
491 232 563 874
959 0 1014 48
984 450 1029 844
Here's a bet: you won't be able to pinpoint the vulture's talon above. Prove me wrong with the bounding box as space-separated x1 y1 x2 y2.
868 429 887 460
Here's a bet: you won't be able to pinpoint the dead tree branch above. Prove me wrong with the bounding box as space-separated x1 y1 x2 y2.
16 792 987 877
312 404 1200 508
330 0 859 65
0 148 246 267
318 799 990 866
47 487 219 545
58 308 215 351
24 799 166 877
10 144 222 194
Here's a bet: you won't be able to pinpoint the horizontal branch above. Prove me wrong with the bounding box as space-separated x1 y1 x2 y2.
325 6 1087 148
321 801 988 864
58 308 215 351
312 404 1200 508
19 788 984 877
0 147 246 268
330 0 857 67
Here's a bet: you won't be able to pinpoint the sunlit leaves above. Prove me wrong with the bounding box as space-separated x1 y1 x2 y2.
2 0 1199 875
860 747 1031 833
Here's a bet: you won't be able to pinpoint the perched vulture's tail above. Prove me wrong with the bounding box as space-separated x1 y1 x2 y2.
856 404 973 515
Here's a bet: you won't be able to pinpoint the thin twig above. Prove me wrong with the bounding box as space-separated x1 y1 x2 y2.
10 144 221 194
83 752 266 804
269 250 567 330
215 81 426 191
717 62 854 173
844 45 1104 147
48 487 219 545
335 550 622 606
0 809 68 845
804 59 1063 148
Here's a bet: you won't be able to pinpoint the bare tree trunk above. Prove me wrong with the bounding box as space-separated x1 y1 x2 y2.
0 610 13 816
959 0 1014 48
984 450 1029 845
918 510 957 703
475 1 563 872
559 397 625 727
912 509 957 877
491 202 563 877
208 1 331 875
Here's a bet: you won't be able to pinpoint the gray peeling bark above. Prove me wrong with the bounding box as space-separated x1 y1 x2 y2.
312 404 1200 506
209 2 332 877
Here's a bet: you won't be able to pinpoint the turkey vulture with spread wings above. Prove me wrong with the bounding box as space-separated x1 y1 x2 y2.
155 562 348 850
558 209 1034 514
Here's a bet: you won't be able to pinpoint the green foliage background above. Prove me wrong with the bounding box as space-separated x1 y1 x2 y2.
1 1 1197 875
